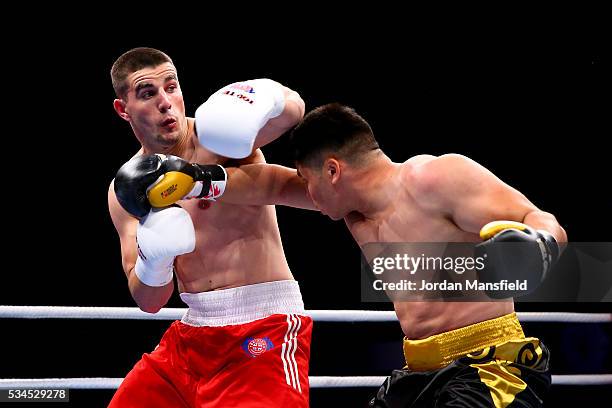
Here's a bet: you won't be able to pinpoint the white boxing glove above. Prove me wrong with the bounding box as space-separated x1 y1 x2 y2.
134 206 196 287
195 78 285 158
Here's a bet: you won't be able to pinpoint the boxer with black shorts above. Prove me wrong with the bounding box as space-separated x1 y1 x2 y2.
289 103 567 407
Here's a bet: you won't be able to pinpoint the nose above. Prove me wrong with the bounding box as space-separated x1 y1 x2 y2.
157 89 172 113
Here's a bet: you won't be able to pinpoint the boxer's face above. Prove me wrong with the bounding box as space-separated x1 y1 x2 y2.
118 63 186 150
297 164 347 220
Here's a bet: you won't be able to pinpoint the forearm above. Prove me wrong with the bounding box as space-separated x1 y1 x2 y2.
128 268 174 313
222 164 316 210
115 209 191 314
253 88 305 149
523 210 568 244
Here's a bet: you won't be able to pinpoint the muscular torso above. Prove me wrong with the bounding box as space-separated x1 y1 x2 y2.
345 157 513 339
155 120 292 293
176 182 292 293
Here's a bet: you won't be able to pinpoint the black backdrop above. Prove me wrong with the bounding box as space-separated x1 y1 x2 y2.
1 26 609 407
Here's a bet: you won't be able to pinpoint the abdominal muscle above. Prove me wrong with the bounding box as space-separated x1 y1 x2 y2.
173 198 294 294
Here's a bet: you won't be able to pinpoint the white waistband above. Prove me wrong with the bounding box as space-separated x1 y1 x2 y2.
180 280 305 327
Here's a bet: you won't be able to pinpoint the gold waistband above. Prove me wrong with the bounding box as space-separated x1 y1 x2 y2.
403 312 524 371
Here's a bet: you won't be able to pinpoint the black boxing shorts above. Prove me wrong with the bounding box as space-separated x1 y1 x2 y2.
370 313 551 408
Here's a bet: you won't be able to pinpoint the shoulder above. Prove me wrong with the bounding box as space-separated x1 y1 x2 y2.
404 154 481 188
400 154 486 207
408 153 477 174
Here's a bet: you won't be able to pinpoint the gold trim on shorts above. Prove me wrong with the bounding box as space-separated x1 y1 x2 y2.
403 312 525 371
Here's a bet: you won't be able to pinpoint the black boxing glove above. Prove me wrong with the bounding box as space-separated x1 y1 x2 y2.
475 220 560 299
114 154 227 218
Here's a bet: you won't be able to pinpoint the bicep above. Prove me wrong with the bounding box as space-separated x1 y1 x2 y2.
426 156 538 234
108 181 139 276
451 179 537 233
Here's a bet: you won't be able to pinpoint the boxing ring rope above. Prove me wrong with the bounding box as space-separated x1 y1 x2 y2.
0 375 611 389
1 306 611 389
1 306 611 323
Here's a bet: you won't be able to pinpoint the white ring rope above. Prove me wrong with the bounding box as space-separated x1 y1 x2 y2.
0 375 610 389
1 307 610 389
0 306 610 323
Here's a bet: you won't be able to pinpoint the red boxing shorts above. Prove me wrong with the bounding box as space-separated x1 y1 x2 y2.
109 280 312 407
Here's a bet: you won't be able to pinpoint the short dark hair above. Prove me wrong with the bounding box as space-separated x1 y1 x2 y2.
111 47 174 99
290 103 379 167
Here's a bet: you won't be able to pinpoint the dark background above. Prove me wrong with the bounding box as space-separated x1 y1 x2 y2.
1 22 609 407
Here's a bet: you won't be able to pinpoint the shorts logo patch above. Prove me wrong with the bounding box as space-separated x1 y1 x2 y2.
242 337 274 358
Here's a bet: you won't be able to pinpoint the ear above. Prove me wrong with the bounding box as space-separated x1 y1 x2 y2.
113 98 130 121
325 158 341 185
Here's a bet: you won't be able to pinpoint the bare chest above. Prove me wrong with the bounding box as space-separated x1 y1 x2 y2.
348 206 479 246
179 198 269 249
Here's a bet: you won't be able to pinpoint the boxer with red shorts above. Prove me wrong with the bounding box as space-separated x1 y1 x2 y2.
110 282 312 407
107 48 314 407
